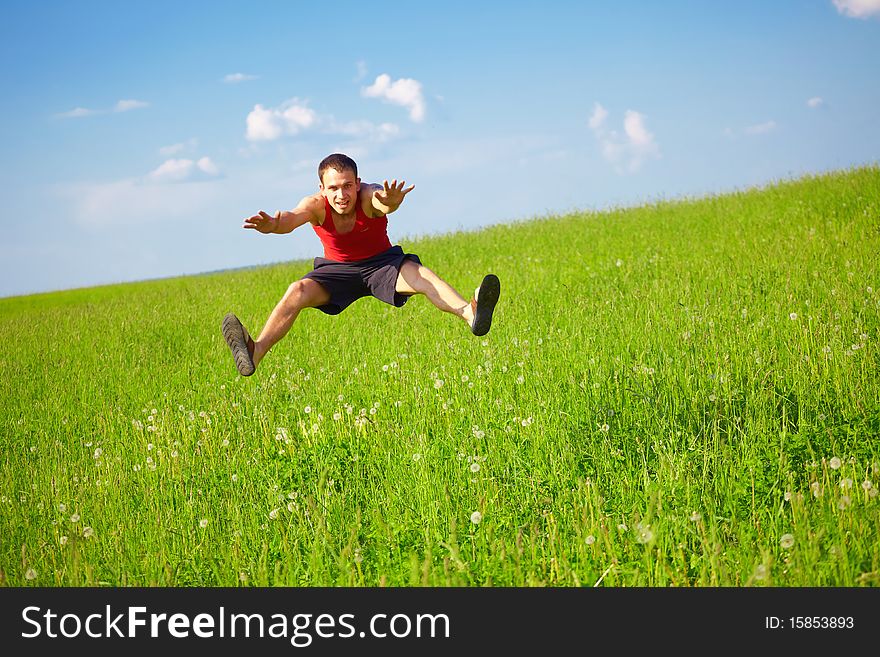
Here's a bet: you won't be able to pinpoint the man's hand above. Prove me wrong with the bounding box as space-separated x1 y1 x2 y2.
373 179 415 214
243 210 281 234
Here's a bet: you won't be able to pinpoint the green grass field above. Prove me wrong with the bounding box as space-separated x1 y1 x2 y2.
2 166 878 586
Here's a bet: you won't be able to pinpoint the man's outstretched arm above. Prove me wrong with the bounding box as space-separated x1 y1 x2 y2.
370 179 415 216
243 195 322 234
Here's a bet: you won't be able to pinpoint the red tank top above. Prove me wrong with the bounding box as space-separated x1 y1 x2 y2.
312 197 392 261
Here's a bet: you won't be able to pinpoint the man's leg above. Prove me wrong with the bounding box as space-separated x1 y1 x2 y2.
252 278 330 366
395 260 500 335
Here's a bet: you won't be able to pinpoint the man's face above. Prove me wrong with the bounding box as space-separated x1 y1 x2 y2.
320 167 360 216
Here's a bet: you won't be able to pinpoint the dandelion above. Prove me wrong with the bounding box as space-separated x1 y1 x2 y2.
689 511 702 522
516 375 524 384
470 462 481 473
239 572 248 583
83 526 94 538
784 491 792 502
304 406 312 414
25 568 37 581
837 495 852 510
231 474 239 482
353 548 364 564
434 379 444 389
617 523 628 532
70 513 80 523
810 482 821 498
269 508 279 520
470 511 483 525
599 423 610 433
585 535 596 545
382 364 389 372
412 453 422 462
862 480 873 491
60 536 68 545
829 456 842 470
780 533 795 549
199 519 208 529
753 564 768 582
635 522 653 544
840 478 853 489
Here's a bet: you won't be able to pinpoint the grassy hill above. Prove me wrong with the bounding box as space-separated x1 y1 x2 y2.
1 166 878 586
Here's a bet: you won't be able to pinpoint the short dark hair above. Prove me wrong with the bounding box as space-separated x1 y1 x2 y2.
318 153 358 182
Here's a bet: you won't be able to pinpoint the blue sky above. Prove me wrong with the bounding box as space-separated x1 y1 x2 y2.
2 0 879 298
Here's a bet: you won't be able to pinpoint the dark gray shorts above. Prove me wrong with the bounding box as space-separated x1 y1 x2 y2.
302 245 422 315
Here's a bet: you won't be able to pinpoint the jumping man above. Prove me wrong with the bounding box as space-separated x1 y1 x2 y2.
222 153 501 376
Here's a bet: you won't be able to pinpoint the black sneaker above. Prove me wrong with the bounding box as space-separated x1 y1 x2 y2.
222 313 256 376
471 274 500 337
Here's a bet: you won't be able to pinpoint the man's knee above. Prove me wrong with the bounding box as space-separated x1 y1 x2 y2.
283 279 329 308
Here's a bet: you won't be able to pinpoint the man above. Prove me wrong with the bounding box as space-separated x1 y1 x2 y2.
222 153 501 376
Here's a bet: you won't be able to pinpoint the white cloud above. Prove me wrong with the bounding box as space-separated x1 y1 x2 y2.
832 0 880 18
807 96 824 108
57 177 219 228
744 120 777 135
588 103 608 130
244 98 401 143
56 99 148 118
195 156 219 176
361 74 426 123
58 157 224 228
588 103 660 174
354 60 368 82
114 99 149 112
148 157 222 183
246 99 317 141
159 138 198 156
56 107 97 119
223 73 259 83
160 143 185 156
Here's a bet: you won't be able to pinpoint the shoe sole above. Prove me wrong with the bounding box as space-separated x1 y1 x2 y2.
222 313 255 376
471 274 500 337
